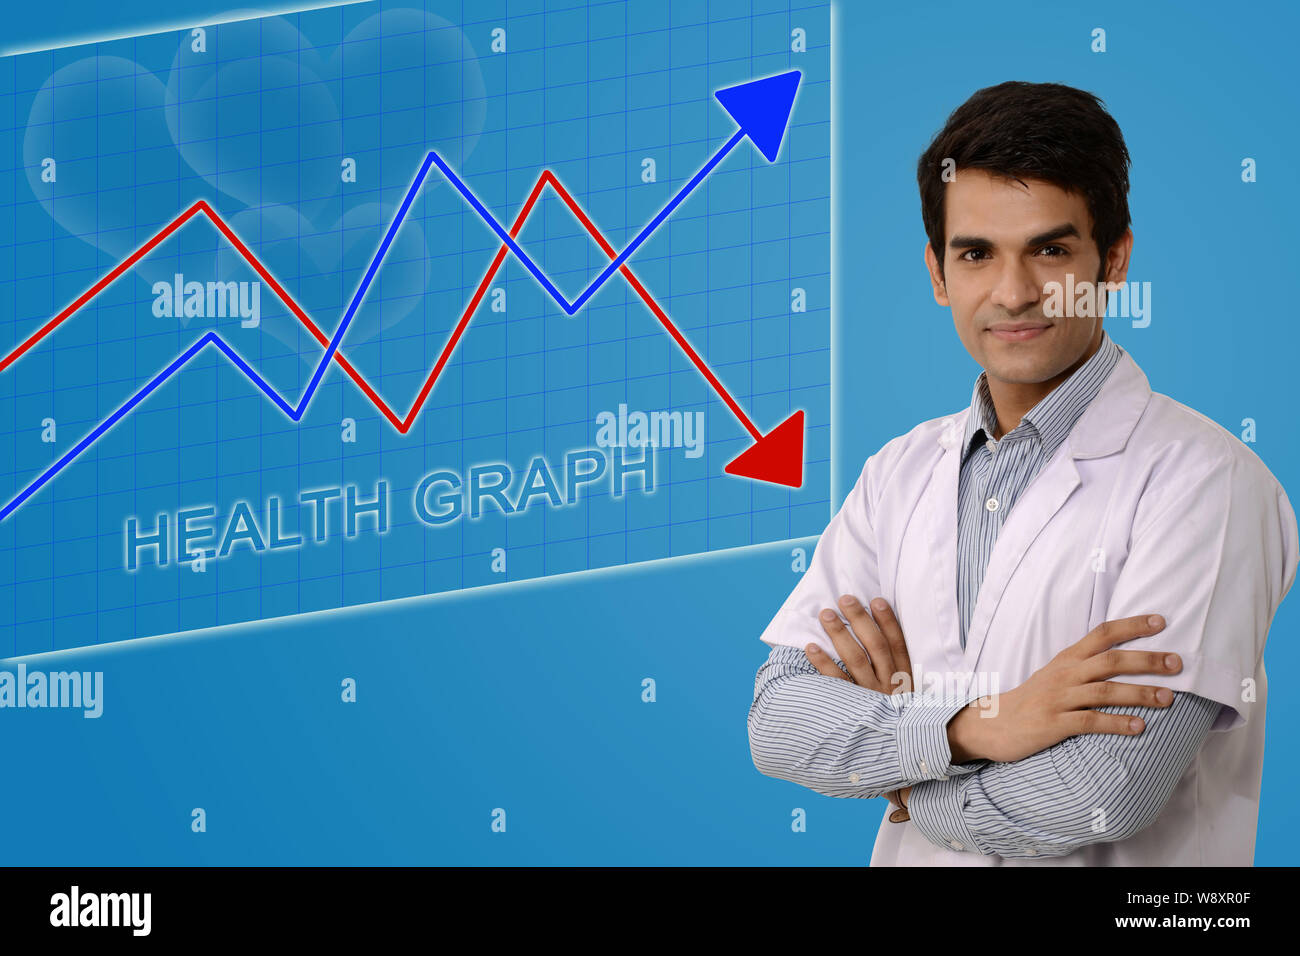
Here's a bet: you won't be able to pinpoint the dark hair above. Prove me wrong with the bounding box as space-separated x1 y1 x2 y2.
917 81 1131 281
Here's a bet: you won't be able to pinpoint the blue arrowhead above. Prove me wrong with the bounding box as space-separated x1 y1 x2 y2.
714 70 802 162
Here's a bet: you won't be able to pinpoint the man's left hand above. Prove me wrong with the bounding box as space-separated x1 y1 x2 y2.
802 595 915 821
802 595 914 694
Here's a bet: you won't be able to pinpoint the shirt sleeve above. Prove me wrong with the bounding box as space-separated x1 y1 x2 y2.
748 643 986 798
1099 439 1299 730
906 690 1220 857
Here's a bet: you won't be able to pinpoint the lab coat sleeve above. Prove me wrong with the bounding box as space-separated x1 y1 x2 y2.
1101 441 1299 730
749 454 986 793
757 457 882 659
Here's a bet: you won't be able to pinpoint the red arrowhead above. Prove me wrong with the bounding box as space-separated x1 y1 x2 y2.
724 410 805 488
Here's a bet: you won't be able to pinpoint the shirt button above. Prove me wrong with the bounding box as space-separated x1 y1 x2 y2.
848 772 860 784
1026 848 1038 857
985 439 997 453
949 840 964 851
919 760 928 774
985 497 999 512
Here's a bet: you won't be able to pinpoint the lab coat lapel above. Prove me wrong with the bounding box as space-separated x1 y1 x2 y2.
926 414 970 675
960 346 1152 672
961 450 1081 672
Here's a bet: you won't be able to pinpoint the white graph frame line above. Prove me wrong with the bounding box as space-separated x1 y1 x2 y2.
0 0 374 58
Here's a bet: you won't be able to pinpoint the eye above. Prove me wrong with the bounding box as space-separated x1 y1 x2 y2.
1038 244 1069 257
959 248 990 262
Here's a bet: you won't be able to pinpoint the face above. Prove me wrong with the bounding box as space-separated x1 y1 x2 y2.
924 169 1132 390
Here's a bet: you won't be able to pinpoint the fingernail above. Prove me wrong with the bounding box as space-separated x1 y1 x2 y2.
1129 717 1143 732
872 599 887 612
1148 615 1164 628
1156 687 1172 704
805 644 820 656
1165 654 1180 669
839 595 856 608
820 610 836 621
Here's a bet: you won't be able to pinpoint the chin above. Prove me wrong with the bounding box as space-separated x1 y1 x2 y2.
983 356 1058 386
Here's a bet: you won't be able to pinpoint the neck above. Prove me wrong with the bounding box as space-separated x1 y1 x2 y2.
985 329 1104 439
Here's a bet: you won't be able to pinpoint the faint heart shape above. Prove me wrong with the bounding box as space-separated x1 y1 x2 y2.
21 8 486 358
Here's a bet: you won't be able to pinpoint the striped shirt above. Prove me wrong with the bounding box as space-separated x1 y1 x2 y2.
957 331 1121 647
748 331 1221 859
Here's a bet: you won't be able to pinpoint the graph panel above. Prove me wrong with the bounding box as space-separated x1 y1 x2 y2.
0 0 831 654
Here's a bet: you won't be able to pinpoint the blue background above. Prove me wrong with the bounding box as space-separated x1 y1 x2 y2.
2 0 1298 865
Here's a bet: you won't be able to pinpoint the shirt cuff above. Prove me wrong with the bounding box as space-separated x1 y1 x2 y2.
896 693 985 782
907 775 985 855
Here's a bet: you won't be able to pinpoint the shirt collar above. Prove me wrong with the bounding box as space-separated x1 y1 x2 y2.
960 330 1123 465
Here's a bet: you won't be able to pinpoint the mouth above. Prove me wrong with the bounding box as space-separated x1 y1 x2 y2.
986 323 1051 342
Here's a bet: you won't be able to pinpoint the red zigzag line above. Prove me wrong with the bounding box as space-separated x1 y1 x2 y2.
1 168 763 441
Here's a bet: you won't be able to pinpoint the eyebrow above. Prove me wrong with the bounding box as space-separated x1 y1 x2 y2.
948 222 1082 250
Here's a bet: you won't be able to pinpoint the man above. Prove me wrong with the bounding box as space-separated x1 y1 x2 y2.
748 81 1298 865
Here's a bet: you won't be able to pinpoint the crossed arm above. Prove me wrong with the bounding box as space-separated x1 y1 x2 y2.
748 641 1220 858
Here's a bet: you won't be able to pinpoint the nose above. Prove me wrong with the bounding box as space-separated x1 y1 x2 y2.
989 256 1042 315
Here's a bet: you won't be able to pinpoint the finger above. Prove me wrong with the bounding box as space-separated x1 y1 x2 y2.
867 597 913 693
804 642 851 681
818 609 880 690
1062 709 1153 737
837 595 894 690
1063 681 1175 711
1066 614 1167 661
1077 647 1183 683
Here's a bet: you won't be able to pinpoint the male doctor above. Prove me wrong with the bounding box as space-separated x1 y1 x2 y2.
748 81 1299 865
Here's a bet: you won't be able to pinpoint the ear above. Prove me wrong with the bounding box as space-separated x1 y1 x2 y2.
924 241 949 307
1102 228 1134 285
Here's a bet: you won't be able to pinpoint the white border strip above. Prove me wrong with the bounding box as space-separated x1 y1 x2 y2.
9 534 823 663
829 0 840 511
1 0 374 58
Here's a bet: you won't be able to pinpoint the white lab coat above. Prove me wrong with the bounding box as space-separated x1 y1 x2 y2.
759 345 1298 865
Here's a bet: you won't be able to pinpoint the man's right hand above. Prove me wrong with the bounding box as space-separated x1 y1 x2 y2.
947 614 1181 764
